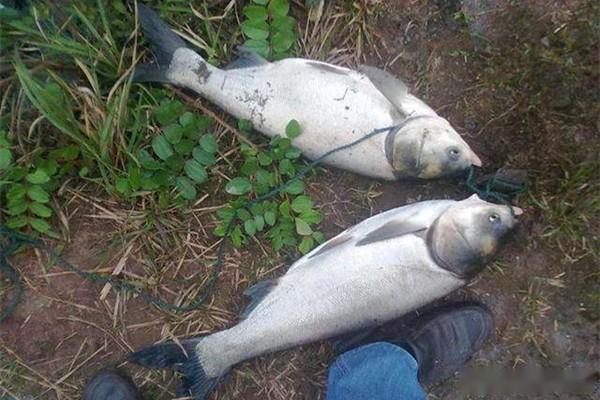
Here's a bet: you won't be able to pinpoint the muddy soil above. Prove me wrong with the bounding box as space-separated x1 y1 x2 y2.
1 1 598 399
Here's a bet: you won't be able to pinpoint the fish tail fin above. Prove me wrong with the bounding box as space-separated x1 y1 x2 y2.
130 337 230 399
134 4 195 83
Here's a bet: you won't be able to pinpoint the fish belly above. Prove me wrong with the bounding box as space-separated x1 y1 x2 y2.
174 53 399 179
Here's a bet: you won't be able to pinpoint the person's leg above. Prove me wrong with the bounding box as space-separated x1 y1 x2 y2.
328 301 493 399
327 342 426 400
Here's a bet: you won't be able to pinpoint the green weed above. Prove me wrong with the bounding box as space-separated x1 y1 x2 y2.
0 350 27 397
241 0 298 60
216 120 323 254
115 96 219 202
1 1 323 255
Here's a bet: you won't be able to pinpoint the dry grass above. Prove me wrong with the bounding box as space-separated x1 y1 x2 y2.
1 1 598 400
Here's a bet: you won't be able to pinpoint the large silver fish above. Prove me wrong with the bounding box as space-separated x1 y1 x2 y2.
135 5 482 180
131 195 521 398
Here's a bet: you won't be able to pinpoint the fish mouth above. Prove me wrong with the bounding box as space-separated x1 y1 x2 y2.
469 150 483 167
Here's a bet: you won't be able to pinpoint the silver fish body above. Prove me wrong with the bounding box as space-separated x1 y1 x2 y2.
135 5 482 180
131 195 520 398
197 200 461 377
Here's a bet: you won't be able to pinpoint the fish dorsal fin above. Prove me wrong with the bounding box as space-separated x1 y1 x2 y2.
225 46 269 70
308 233 353 259
357 65 409 110
356 219 427 246
240 278 279 319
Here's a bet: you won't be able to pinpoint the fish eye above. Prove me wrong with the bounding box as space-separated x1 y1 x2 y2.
448 147 461 160
488 213 500 223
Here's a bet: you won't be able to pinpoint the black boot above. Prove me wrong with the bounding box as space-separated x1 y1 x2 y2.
334 301 493 386
83 369 143 400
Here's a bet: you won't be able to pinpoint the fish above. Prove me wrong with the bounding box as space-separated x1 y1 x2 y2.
134 5 482 180
131 194 522 399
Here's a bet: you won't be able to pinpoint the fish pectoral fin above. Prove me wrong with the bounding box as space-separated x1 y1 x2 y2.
241 278 279 319
225 45 270 70
356 220 427 246
357 65 410 110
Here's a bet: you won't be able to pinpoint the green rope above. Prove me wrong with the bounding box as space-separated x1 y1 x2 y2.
0 125 528 322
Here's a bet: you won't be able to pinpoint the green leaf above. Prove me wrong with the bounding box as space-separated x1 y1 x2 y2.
264 210 276 226
279 159 294 175
141 176 159 191
292 195 314 213
176 176 197 200
192 146 216 166
28 185 50 203
231 225 244 248
129 166 142 191
175 139 195 155
254 215 265 231
284 179 304 194
0 148 12 169
152 170 171 187
268 0 290 17
295 217 313 235
226 177 251 195
115 177 130 194
252 0 269 4
164 124 184 144
154 100 184 125
179 111 195 127
238 119 253 132
271 16 295 32
242 20 270 40
285 119 301 138
312 231 325 243
299 209 322 224
152 135 174 160
217 207 236 222
272 30 296 53
241 158 259 176
7 184 26 201
237 208 252 221
7 215 28 229
138 150 162 171
7 202 28 215
244 5 268 20
30 218 50 233
299 236 314 254
244 39 270 58
49 145 79 161
257 152 273 166
27 169 50 184
214 224 228 237
256 169 275 187
29 202 53 218
285 147 302 159
199 134 218 153
184 160 208 183
165 154 184 171
244 219 257 236
279 200 291 216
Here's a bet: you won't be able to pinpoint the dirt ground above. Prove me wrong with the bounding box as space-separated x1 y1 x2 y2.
1 1 598 399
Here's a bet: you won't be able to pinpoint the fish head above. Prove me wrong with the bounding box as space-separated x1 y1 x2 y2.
390 117 482 179
428 194 522 279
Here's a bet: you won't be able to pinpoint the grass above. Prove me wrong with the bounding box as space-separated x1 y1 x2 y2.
0 0 598 399
0 351 27 398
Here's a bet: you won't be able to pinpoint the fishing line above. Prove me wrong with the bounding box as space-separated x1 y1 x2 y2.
0 125 527 322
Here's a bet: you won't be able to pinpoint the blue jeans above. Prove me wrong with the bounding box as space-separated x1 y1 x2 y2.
327 342 426 400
